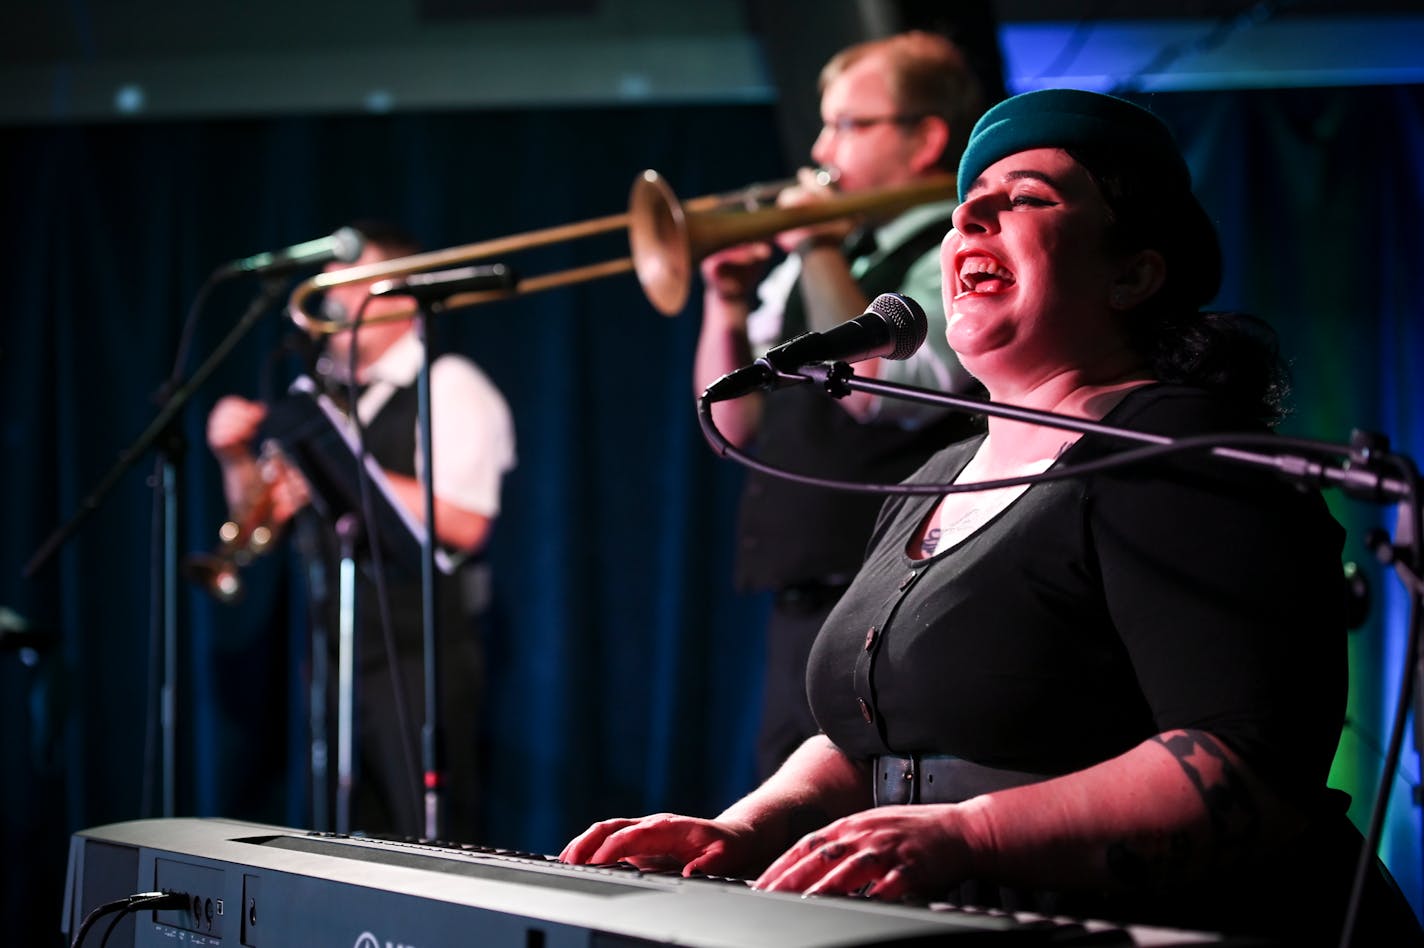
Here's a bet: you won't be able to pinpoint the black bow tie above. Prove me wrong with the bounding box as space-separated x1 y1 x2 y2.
320 376 368 417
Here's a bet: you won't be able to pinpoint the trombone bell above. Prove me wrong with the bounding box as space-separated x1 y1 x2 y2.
629 171 693 316
627 169 957 316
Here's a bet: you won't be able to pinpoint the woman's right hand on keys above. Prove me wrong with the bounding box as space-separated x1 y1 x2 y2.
559 814 764 879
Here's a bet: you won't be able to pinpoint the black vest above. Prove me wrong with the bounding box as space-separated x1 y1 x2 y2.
361 382 420 480
315 374 480 658
734 212 981 591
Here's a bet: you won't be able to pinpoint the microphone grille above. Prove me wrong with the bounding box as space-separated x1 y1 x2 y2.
331 226 366 264
869 293 928 361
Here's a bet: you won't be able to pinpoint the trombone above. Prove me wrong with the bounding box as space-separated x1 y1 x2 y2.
286 169 957 330
194 170 955 603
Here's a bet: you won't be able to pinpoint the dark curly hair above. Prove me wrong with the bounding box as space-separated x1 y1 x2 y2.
1066 146 1291 428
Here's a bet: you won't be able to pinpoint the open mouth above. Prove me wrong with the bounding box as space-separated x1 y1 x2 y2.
954 251 1015 297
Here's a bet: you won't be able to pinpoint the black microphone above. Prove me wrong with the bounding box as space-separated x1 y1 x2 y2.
704 292 928 403
369 264 517 301
214 227 365 280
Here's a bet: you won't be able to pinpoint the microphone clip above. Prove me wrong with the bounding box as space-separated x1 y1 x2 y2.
702 358 856 404
369 264 516 305
798 360 856 399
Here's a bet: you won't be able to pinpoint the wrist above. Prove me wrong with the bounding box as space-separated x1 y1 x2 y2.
711 287 750 306
213 446 254 466
953 795 1001 883
793 234 842 257
716 804 802 869
705 276 752 305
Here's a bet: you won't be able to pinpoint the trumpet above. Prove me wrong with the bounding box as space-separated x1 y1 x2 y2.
286 169 956 331
183 443 287 604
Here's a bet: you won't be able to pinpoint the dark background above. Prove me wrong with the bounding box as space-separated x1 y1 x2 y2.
2 1 1422 943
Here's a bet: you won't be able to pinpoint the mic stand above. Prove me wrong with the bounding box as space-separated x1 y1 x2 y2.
295 514 332 832
154 432 181 818
334 512 362 834
700 362 1422 946
24 275 292 818
412 300 444 840
369 263 515 841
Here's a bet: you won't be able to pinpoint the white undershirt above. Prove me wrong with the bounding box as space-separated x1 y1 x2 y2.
351 331 516 516
924 438 1057 556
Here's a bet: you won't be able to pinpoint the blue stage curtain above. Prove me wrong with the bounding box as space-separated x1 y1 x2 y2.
2 85 1422 943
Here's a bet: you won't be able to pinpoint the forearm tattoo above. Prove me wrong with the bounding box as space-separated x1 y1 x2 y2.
1105 730 1260 888
1156 730 1260 843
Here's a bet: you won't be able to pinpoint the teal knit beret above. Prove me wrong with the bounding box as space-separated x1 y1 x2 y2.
958 88 1192 201
957 88 1221 307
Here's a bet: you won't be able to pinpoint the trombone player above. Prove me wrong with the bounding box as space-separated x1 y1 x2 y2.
693 31 992 780
205 220 516 842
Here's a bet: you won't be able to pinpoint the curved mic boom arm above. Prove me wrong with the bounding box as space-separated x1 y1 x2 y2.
697 360 1417 503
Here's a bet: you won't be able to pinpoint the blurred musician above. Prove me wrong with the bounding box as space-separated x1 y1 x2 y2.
694 31 992 780
205 221 516 842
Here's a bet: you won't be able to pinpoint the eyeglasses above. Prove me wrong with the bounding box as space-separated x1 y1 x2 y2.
820 114 926 136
